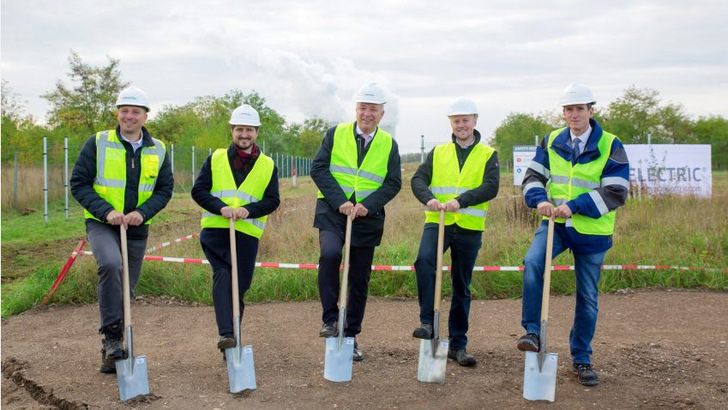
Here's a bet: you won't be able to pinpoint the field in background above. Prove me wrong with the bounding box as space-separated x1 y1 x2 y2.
2 164 726 317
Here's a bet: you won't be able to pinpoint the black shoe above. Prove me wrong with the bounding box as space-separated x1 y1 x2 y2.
448 348 477 367
100 338 125 374
319 321 338 338
412 323 433 339
353 340 364 362
572 363 600 386
217 334 235 351
517 333 540 352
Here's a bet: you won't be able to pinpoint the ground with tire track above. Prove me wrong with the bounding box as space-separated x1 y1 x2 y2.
2 289 727 409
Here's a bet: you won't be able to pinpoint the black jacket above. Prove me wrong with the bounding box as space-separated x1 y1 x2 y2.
191 144 280 220
411 129 500 232
70 126 174 240
311 122 402 247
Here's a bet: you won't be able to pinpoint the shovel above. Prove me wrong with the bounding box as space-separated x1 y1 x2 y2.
523 216 558 402
324 214 355 382
225 218 257 393
116 225 150 401
417 209 449 383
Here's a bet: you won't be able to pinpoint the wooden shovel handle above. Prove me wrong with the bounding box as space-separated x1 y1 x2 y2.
338 215 353 310
540 216 555 321
230 218 240 320
433 210 445 312
120 225 132 330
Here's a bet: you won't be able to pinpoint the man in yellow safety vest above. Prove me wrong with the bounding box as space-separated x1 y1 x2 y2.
411 98 500 367
70 86 174 374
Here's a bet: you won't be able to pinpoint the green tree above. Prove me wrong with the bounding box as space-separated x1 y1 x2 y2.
1 80 49 164
693 116 728 169
492 113 553 168
297 117 329 157
42 50 128 136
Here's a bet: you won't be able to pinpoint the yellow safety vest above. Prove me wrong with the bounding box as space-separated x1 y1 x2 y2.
84 129 165 224
547 127 617 235
425 143 495 231
317 122 393 201
200 148 275 239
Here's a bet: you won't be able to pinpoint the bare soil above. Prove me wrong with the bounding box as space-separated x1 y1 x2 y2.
2 289 727 409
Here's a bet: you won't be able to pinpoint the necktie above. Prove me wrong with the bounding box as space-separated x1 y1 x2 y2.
363 134 372 148
572 138 581 158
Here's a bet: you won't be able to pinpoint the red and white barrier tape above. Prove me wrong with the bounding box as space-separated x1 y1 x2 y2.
73 250 727 273
146 233 198 253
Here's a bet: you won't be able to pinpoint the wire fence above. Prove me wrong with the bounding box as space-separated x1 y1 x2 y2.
1 136 312 218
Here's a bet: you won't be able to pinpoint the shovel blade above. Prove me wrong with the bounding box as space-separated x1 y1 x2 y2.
523 351 558 402
115 355 149 401
324 336 354 382
225 344 256 393
417 338 448 383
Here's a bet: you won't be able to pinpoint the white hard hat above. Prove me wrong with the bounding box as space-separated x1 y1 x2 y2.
560 82 596 106
447 98 478 116
354 82 387 104
116 86 150 111
229 104 261 126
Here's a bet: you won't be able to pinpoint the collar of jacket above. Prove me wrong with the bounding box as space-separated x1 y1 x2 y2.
115 125 156 148
551 119 604 160
450 129 482 145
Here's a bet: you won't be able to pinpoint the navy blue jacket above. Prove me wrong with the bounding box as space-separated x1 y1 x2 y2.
70 126 174 240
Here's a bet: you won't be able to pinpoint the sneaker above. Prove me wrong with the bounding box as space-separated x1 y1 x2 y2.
319 321 338 338
100 338 125 374
448 348 477 367
517 333 540 352
217 334 235 351
412 323 433 339
572 363 600 386
353 340 364 362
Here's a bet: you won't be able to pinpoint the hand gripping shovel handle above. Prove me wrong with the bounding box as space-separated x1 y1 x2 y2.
229 218 241 344
337 214 353 339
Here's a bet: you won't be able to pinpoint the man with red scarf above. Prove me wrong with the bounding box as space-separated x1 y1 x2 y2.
192 104 280 353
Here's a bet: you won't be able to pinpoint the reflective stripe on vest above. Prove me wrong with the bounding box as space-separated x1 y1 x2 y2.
547 127 617 235
84 129 165 224
317 122 393 201
424 143 495 231
200 148 274 239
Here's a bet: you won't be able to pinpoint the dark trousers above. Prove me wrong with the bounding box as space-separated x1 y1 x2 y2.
317 229 375 337
200 228 259 336
414 223 482 351
86 220 148 337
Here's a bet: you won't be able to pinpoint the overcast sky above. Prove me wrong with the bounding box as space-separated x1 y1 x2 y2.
2 0 727 154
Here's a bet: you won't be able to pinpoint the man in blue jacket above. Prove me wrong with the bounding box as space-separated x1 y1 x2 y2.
517 82 630 386
71 86 174 374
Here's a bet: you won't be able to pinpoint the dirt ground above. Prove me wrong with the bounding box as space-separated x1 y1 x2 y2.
2 289 727 410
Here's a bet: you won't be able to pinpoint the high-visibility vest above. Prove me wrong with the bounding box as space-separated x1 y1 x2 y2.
547 127 617 235
84 129 166 224
317 122 393 201
425 143 495 231
200 148 274 239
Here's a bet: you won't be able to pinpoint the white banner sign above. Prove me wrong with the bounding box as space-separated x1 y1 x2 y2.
625 144 712 197
513 145 538 186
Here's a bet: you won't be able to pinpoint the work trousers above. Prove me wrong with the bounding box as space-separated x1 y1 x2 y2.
414 223 482 351
86 220 147 336
200 228 259 336
317 229 375 338
521 220 606 364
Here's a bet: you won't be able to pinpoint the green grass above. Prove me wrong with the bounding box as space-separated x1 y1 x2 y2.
2 169 727 318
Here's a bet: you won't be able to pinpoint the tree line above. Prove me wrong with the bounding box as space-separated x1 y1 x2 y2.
3 51 727 169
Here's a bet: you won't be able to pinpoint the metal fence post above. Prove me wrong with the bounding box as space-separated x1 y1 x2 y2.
64 136 69 220
191 146 196 188
43 136 48 224
13 150 18 206
170 143 175 174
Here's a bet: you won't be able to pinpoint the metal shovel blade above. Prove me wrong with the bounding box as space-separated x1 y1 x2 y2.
323 336 355 382
523 351 558 402
115 355 149 401
417 338 448 383
225 344 257 393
